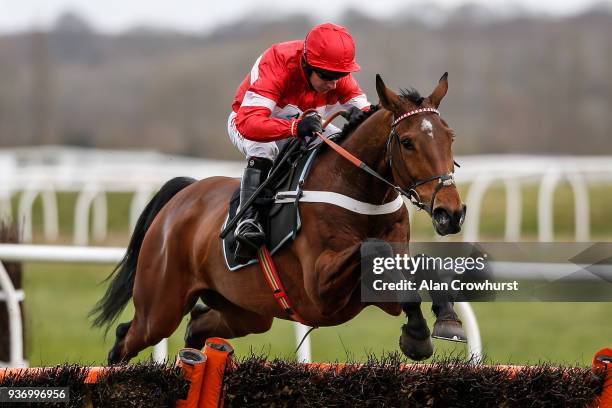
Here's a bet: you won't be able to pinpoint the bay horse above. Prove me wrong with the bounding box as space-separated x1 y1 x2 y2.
91 73 466 364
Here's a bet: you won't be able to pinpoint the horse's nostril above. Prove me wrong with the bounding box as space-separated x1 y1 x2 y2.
433 208 450 226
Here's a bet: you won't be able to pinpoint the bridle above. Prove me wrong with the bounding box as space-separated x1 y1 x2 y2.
386 107 456 214
311 107 457 216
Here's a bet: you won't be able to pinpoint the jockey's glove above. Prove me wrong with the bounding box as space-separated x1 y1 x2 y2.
297 113 323 138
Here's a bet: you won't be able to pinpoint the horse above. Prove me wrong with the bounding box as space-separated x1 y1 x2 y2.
91 73 466 364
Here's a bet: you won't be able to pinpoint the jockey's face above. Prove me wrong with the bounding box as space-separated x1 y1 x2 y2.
310 72 339 93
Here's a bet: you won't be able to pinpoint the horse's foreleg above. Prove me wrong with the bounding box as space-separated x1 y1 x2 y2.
423 268 467 342
184 300 273 350
309 243 362 317
430 298 467 343
400 301 433 361
362 239 434 361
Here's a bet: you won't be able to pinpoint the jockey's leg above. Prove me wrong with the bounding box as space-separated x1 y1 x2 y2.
234 156 272 263
227 111 278 263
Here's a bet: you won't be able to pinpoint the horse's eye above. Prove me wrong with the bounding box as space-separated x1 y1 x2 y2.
401 139 414 150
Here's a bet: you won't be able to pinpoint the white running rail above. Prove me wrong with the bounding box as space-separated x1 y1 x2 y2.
0 244 484 366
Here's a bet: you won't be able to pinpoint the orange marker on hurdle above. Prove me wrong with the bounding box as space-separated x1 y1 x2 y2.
592 348 612 408
200 337 234 408
175 348 207 408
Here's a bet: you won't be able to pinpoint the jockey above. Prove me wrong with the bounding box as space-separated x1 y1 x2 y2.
228 22 371 263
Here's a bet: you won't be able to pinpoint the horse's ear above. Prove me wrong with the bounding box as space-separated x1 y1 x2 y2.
428 72 448 108
376 74 400 111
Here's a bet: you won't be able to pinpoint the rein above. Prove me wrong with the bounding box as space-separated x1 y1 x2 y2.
257 108 457 327
315 108 456 214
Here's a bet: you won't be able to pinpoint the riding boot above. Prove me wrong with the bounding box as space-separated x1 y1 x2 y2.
234 156 272 264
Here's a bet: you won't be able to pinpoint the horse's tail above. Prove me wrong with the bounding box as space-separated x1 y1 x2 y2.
90 176 197 332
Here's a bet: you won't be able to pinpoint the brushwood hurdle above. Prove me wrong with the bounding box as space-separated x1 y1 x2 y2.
0 339 610 407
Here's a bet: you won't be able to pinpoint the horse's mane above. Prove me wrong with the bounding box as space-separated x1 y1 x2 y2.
338 104 381 141
336 87 423 142
337 86 423 141
400 88 424 106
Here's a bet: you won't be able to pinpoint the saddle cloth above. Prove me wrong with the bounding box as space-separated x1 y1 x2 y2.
222 138 323 271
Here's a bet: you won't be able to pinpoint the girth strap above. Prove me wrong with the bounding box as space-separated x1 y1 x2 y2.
257 245 307 325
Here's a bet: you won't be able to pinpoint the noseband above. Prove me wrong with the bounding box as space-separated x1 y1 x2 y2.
387 107 456 214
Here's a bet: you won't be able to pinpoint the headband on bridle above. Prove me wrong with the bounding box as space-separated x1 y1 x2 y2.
391 107 440 128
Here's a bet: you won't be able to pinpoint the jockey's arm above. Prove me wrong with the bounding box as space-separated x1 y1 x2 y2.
337 74 370 112
235 104 297 142
234 52 297 142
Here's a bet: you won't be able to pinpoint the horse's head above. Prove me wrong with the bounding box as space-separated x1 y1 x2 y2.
376 73 466 236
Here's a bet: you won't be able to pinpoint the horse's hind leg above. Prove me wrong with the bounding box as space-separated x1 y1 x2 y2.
184 295 273 350
108 322 131 364
108 276 192 364
109 305 185 364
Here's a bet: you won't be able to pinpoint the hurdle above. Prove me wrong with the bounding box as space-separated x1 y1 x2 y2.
1 340 609 407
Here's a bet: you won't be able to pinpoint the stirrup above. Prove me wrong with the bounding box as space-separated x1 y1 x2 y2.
235 218 266 252
235 218 264 236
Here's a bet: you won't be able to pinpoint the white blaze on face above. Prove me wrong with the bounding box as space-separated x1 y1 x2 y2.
421 119 434 138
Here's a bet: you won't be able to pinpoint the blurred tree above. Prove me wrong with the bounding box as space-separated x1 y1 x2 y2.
0 10 611 157
30 30 55 145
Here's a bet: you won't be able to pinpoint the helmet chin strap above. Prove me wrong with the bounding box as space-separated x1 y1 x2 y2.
301 55 316 92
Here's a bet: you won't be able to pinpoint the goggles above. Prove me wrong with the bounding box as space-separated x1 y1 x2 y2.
312 67 349 82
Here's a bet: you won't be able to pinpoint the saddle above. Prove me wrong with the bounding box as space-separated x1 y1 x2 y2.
222 137 329 270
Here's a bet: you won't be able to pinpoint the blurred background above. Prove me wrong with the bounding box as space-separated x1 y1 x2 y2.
0 0 611 367
1 1 612 156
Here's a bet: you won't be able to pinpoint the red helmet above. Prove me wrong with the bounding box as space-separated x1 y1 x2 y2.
304 23 361 73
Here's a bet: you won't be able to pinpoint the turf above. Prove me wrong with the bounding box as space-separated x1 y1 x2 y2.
10 184 612 366
22 262 611 366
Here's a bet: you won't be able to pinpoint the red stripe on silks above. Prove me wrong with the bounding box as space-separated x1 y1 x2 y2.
257 246 307 325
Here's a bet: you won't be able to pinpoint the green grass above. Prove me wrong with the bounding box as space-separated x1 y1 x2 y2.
23 262 611 367
11 184 612 366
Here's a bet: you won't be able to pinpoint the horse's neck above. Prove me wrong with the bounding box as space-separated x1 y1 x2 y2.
326 110 396 204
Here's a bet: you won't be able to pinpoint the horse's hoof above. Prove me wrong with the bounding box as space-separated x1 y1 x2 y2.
107 347 124 365
399 324 433 361
432 319 467 343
